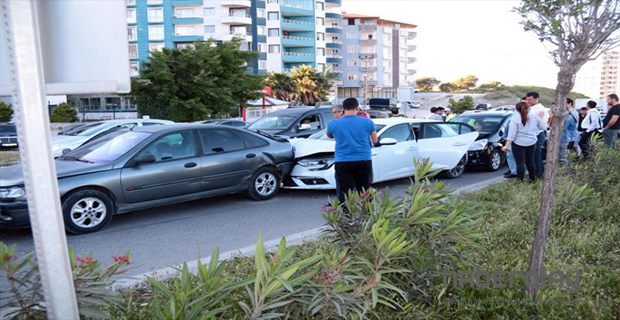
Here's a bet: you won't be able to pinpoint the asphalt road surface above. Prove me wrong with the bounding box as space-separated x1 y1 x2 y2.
1 169 504 277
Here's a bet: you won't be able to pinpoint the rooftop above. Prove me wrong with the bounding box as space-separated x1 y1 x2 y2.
343 13 417 29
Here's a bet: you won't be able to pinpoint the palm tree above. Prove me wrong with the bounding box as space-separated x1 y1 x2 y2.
266 65 337 106
265 72 294 102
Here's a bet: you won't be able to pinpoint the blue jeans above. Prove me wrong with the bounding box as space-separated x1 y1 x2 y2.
534 131 546 177
506 149 517 174
602 129 619 149
559 142 569 166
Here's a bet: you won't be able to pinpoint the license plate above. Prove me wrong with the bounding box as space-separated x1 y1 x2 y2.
2 143 17 147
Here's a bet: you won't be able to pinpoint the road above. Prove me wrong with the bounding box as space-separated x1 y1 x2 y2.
1 169 504 277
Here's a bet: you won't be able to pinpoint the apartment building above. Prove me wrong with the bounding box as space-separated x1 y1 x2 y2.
574 50 620 99
338 13 417 102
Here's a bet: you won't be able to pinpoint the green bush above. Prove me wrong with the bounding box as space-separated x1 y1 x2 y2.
0 101 13 122
50 102 78 123
448 95 475 114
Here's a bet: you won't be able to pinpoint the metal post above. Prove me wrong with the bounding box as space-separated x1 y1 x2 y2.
2 0 80 318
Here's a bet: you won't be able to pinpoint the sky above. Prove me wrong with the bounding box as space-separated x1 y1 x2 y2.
341 0 560 87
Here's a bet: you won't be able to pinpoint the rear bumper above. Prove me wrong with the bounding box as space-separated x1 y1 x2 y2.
0 200 30 228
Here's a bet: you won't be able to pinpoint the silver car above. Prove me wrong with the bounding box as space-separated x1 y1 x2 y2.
0 124 294 234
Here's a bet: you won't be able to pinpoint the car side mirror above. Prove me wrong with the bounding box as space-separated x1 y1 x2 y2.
298 124 311 131
379 138 397 146
499 129 505 137
134 154 156 165
61 148 72 155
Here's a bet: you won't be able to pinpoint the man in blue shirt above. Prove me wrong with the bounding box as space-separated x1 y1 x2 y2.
559 98 579 165
327 97 378 203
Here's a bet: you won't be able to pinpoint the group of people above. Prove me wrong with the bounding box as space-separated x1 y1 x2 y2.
427 106 456 121
501 92 620 182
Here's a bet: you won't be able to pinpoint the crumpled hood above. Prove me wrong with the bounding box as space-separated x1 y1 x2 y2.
290 138 335 159
0 160 114 187
51 135 88 156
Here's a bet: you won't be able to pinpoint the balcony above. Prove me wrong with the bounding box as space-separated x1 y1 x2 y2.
408 57 416 63
326 55 343 63
360 39 377 46
221 0 251 7
407 44 417 51
361 80 378 86
282 35 314 47
281 0 314 16
325 26 342 33
281 19 315 31
408 31 417 38
282 52 315 63
408 69 416 75
360 66 377 72
359 25 377 32
325 12 342 19
222 14 252 24
326 41 342 49
325 0 341 5
222 31 252 42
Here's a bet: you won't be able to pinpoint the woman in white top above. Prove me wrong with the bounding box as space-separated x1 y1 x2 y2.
501 102 548 182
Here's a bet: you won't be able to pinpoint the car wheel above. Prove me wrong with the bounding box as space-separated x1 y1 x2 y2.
248 167 280 201
62 190 114 235
487 149 503 172
443 155 467 179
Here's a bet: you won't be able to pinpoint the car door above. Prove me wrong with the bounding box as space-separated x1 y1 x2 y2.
417 123 478 170
199 128 261 191
372 123 418 182
120 130 202 203
293 113 323 138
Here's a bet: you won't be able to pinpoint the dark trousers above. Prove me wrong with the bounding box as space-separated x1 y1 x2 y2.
534 131 546 177
335 160 373 203
579 131 595 158
512 143 536 182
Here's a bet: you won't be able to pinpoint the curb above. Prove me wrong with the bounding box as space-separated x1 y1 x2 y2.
112 175 506 290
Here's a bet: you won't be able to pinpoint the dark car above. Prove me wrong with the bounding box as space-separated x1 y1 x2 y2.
474 103 492 111
247 106 335 138
199 119 246 128
0 123 18 149
367 98 399 118
450 110 513 171
0 124 294 234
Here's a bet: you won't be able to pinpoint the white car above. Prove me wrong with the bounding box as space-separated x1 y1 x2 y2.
285 118 478 190
51 119 173 157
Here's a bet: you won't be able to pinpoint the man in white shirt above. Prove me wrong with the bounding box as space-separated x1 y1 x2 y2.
427 107 445 121
579 100 602 157
525 92 550 178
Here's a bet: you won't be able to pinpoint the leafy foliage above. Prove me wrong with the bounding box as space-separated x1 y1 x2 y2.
0 243 130 319
415 77 441 92
448 95 475 113
476 81 505 92
484 85 588 105
265 65 336 106
453 75 479 91
132 39 263 122
50 102 78 123
0 101 13 122
438 82 458 93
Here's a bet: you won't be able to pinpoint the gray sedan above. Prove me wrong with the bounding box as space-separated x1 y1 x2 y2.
0 124 294 234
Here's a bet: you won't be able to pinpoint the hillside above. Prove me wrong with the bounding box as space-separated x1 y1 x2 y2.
483 85 589 106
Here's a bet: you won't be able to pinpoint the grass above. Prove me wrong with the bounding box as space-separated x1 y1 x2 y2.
483 85 589 106
0 150 20 166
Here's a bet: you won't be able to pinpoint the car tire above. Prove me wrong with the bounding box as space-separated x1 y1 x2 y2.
443 155 467 179
247 167 280 201
62 190 114 235
486 149 503 172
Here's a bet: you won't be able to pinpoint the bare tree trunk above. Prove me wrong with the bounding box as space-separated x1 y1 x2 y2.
525 68 574 298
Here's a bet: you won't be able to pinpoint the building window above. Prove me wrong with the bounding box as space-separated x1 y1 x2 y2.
175 24 201 36
346 31 356 39
205 25 215 34
148 25 164 40
146 0 162 4
316 2 324 10
346 45 356 53
127 8 136 24
269 44 280 54
258 43 267 53
240 42 252 51
148 7 164 22
175 7 201 18
149 43 165 52
347 73 358 80
130 61 140 77
231 26 248 35
317 32 324 41
268 12 279 21
127 26 138 41
317 63 325 72
258 26 267 36
316 17 324 26
257 8 266 18
204 7 215 16
317 48 325 56
128 44 138 59
126 0 136 5
259 60 268 70
348 18 355 25
346 59 357 67
268 28 280 37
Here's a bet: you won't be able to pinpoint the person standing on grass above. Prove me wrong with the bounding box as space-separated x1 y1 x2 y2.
504 97 527 179
579 100 602 158
559 98 579 165
601 94 620 149
502 102 548 182
525 91 550 178
327 97 378 204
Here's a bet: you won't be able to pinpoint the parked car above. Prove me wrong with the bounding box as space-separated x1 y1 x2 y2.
450 110 513 171
247 106 335 138
198 119 246 128
0 124 295 234
490 105 515 112
368 98 400 118
474 103 492 111
284 118 478 190
0 123 18 149
51 119 173 157
404 100 421 109
57 123 88 135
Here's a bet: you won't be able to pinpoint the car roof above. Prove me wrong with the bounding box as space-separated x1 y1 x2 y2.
459 110 513 116
372 118 438 126
131 123 241 134
265 106 332 116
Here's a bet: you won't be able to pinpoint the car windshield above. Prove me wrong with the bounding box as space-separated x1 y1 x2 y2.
308 124 386 140
63 122 104 136
60 130 151 164
451 115 504 134
248 115 297 130
0 125 16 135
